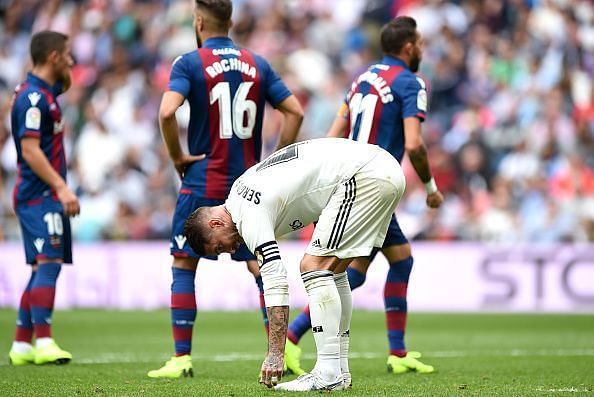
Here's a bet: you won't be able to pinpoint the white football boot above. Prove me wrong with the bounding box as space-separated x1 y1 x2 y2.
274 371 345 392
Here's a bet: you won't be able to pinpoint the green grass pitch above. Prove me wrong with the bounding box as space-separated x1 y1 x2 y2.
0 310 592 396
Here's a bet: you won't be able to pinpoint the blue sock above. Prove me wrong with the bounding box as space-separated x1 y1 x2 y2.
384 256 413 356
30 263 61 338
171 267 196 356
15 270 36 342
346 267 366 290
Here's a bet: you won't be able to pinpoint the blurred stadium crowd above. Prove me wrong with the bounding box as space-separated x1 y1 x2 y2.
0 0 593 243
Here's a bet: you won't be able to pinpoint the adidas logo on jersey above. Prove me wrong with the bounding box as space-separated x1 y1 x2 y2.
311 239 322 248
174 235 187 250
33 238 45 252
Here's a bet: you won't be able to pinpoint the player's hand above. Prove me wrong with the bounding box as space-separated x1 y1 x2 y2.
56 185 80 216
259 352 283 388
173 153 206 180
426 190 444 209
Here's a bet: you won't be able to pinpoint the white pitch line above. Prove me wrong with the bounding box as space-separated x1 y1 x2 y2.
2 349 592 366
536 387 593 393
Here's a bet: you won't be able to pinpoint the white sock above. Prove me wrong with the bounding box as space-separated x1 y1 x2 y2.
11 341 33 354
334 272 352 375
36 337 54 349
302 270 341 382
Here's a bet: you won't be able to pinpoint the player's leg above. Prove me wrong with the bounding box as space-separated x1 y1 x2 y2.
383 239 434 374
275 256 348 391
9 267 37 365
15 200 72 365
284 255 372 376
30 258 72 365
333 270 353 388
149 192 201 379
148 256 198 379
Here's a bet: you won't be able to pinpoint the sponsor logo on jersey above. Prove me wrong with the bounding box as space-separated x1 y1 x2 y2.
50 236 61 248
311 239 322 248
53 119 65 134
312 326 324 333
28 92 42 106
25 107 41 129
33 238 45 252
174 234 187 249
290 219 304 230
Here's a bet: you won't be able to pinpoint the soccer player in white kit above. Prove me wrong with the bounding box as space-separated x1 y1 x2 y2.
184 138 406 391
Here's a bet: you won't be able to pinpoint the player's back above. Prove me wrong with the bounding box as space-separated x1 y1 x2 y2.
169 37 291 199
11 73 66 206
344 56 427 163
227 138 383 235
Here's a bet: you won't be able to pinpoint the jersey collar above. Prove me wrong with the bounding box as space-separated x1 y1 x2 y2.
381 55 409 70
26 72 53 91
203 36 235 49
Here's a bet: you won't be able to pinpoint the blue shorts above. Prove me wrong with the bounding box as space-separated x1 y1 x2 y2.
170 191 255 262
370 213 408 261
16 196 72 265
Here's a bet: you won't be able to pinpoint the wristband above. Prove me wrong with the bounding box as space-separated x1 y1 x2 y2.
424 177 438 195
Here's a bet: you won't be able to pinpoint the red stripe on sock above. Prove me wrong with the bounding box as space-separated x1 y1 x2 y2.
34 324 51 338
19 290 30 310
15 327 33 343
287 330 299 345
386 311 406 331
172 326 193 341
390 349 407 357
30 287 56 309
384 282 408 298
171 293 196 309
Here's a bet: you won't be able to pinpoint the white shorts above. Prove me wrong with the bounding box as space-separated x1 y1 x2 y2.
305 150 405 259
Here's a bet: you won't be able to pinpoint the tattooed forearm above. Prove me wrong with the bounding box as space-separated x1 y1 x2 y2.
266 306 289 355
407 144 432 183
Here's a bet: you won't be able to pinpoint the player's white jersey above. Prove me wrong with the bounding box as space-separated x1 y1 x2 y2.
225 138 383 252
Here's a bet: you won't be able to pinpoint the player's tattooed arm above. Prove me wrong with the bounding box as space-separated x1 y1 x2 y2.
260 305 289 387
407 144 433 183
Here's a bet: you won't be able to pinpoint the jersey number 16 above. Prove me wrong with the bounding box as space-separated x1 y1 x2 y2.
210 81 256 140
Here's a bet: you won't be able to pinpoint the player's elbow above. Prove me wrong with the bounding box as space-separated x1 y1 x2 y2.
158 105 177 123
280 96 304 120
405 142 424 155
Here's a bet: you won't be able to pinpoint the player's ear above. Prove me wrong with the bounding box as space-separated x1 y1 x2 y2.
195 15 204 32
47 49 60 64
208 218 224 228
403 41 414 56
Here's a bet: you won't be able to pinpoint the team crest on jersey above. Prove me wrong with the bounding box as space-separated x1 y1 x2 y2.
33 238 45 252
174 235 187 249
25 107 41 129
417 89 427 112
28 92 42 106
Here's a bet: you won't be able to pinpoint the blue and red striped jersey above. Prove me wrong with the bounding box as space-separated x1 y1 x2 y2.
168 37 292 200
11 73 66 207
343 55 427 163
